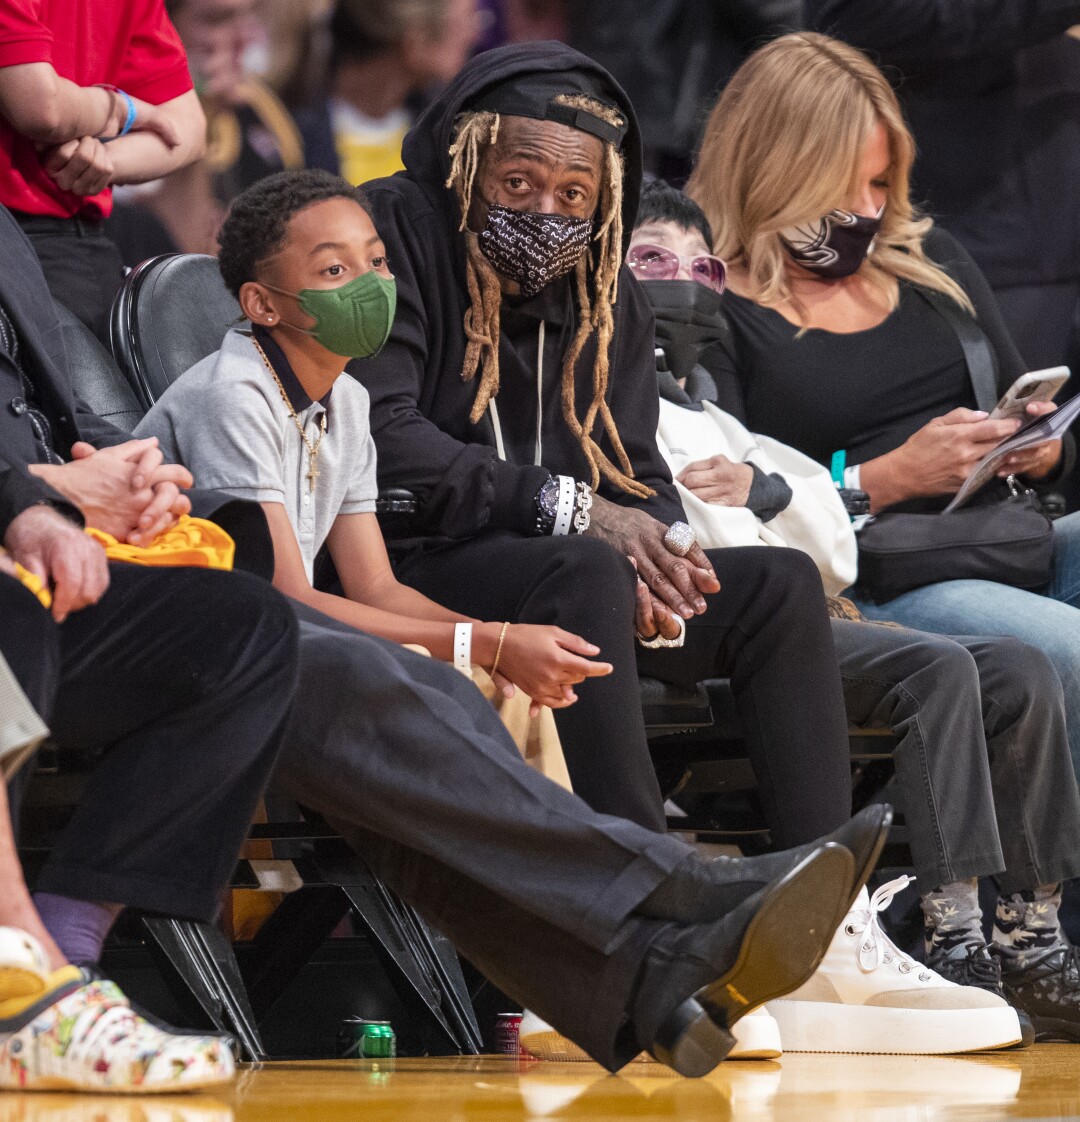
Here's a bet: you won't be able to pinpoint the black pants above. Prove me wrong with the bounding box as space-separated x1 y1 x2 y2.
11 212 125 344
1 564 298 919
394 534 851 847
273 604 695 1070
834 621 1080 893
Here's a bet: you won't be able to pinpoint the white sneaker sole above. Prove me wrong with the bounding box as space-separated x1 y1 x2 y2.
766 999 1022 1054
520 1012 781 1062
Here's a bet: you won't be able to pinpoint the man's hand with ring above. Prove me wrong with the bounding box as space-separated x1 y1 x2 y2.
587 495 720 618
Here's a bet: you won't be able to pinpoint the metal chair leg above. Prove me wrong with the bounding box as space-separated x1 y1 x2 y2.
141 916 267 1062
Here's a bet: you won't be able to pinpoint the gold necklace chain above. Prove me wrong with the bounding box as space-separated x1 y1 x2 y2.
251 336 327 492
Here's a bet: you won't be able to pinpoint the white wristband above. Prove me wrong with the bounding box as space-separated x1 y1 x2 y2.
552 475 575 536
453 622 473 677
843 464 862 490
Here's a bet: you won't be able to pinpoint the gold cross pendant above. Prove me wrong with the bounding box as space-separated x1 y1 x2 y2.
307 461 320 492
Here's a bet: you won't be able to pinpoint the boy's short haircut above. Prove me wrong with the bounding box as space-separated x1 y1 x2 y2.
634 178 714 248
218 169 371 298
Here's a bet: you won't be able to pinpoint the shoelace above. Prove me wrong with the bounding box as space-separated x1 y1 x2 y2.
949 942 1004 991
846 874 932 981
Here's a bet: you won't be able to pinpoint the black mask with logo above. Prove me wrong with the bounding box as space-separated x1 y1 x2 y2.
779 207 883 280
639 279 730 382
478 202 594 297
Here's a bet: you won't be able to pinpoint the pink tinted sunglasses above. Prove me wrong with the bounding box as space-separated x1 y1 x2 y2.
627 243 727 293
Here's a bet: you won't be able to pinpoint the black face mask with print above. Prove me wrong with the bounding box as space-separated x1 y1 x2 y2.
478 202 593 297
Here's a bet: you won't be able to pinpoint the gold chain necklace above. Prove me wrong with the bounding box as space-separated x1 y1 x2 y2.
251 336 327 493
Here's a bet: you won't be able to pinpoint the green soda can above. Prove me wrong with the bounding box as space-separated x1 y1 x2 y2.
338 1017 397 1059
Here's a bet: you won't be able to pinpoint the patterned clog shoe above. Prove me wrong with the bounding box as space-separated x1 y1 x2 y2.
0 971 234 1094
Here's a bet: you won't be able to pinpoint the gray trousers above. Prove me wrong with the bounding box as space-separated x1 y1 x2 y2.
833 620 1080 893
271 603 692 1070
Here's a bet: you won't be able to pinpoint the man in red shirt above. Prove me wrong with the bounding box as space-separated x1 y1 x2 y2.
0 0 207 339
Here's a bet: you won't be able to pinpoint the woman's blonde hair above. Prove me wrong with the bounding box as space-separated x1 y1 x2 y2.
686 32 972 318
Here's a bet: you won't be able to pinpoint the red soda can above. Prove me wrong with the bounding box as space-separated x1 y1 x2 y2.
494 1012 523 1056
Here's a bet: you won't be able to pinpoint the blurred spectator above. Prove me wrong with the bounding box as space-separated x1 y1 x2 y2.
569 0 801 178
0 0 206 339
805 3 1080 381
107 0 306 262
298 0 480 186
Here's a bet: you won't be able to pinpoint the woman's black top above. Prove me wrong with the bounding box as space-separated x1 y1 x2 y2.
708 227 1027 475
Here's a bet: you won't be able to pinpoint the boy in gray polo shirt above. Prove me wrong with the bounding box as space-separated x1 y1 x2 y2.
137 172 610 710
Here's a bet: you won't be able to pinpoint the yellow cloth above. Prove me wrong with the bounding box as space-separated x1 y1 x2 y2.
3 517 235 611
335 127 407 187
87 516 235 571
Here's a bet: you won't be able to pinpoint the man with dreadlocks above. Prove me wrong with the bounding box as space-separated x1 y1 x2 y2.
356 42 855 846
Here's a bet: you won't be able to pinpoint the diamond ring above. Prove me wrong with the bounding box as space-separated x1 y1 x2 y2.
663 521 697 557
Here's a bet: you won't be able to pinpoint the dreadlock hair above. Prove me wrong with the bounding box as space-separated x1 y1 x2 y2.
444 97 653 499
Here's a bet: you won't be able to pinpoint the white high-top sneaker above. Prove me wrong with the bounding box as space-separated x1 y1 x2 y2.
518 1005 781 1062
766 875 1022 1054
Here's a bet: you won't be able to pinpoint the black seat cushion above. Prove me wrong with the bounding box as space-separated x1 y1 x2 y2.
110 253 246 407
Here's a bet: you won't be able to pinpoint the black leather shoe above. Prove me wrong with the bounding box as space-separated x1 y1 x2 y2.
632 842 855 1077
641 804 892 925
927 941 1034 1048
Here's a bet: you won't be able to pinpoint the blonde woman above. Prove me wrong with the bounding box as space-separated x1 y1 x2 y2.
687 31 1080 1046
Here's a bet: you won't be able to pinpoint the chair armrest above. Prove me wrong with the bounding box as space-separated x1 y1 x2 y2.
376 488 419 516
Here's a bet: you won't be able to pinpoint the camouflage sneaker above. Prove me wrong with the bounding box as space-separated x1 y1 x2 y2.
927 941 1033 1047
997 944 1080 1043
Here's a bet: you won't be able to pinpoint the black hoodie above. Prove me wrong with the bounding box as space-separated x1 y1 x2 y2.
352 41 684 552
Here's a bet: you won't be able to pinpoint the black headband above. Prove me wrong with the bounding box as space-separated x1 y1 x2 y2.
468 75 629 148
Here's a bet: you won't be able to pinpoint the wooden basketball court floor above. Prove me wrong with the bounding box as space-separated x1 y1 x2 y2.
5 1047 1080 1122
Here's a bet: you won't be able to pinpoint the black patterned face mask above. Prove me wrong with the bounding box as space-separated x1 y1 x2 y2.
478 202 593 297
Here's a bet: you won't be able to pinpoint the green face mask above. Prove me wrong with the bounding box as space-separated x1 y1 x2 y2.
267 271 397 359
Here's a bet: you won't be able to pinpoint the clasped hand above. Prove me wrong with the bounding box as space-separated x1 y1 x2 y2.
30 438 193 544
586 495 719 642
38 93 180 196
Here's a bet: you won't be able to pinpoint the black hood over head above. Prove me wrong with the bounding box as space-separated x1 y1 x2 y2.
400 41 643 253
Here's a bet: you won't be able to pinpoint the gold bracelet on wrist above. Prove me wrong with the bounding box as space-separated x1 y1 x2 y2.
490 621 510 678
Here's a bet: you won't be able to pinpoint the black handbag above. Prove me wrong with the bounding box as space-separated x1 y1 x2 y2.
856 490 1053 601
854 289 1055 602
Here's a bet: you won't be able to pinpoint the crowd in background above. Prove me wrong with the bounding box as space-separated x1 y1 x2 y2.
5 0 1080 1097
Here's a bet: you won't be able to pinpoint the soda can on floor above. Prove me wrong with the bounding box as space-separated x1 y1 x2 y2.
494 1012 523 1056
338 1017 397 1059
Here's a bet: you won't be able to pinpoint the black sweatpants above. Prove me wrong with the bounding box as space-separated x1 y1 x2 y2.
394 534 851 847
1 564 299 920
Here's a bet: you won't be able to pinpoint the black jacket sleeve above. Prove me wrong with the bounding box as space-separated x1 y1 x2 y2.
806 0 1080 62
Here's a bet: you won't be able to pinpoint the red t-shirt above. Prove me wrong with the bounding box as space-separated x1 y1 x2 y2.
0 0 193 218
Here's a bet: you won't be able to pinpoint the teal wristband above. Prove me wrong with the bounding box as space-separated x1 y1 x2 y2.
830 450 847 489
96 85 136 142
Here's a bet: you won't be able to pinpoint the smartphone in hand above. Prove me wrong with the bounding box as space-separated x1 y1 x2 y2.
989 366 1070 421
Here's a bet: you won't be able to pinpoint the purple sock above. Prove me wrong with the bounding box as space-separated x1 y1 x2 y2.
32 894 122 966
